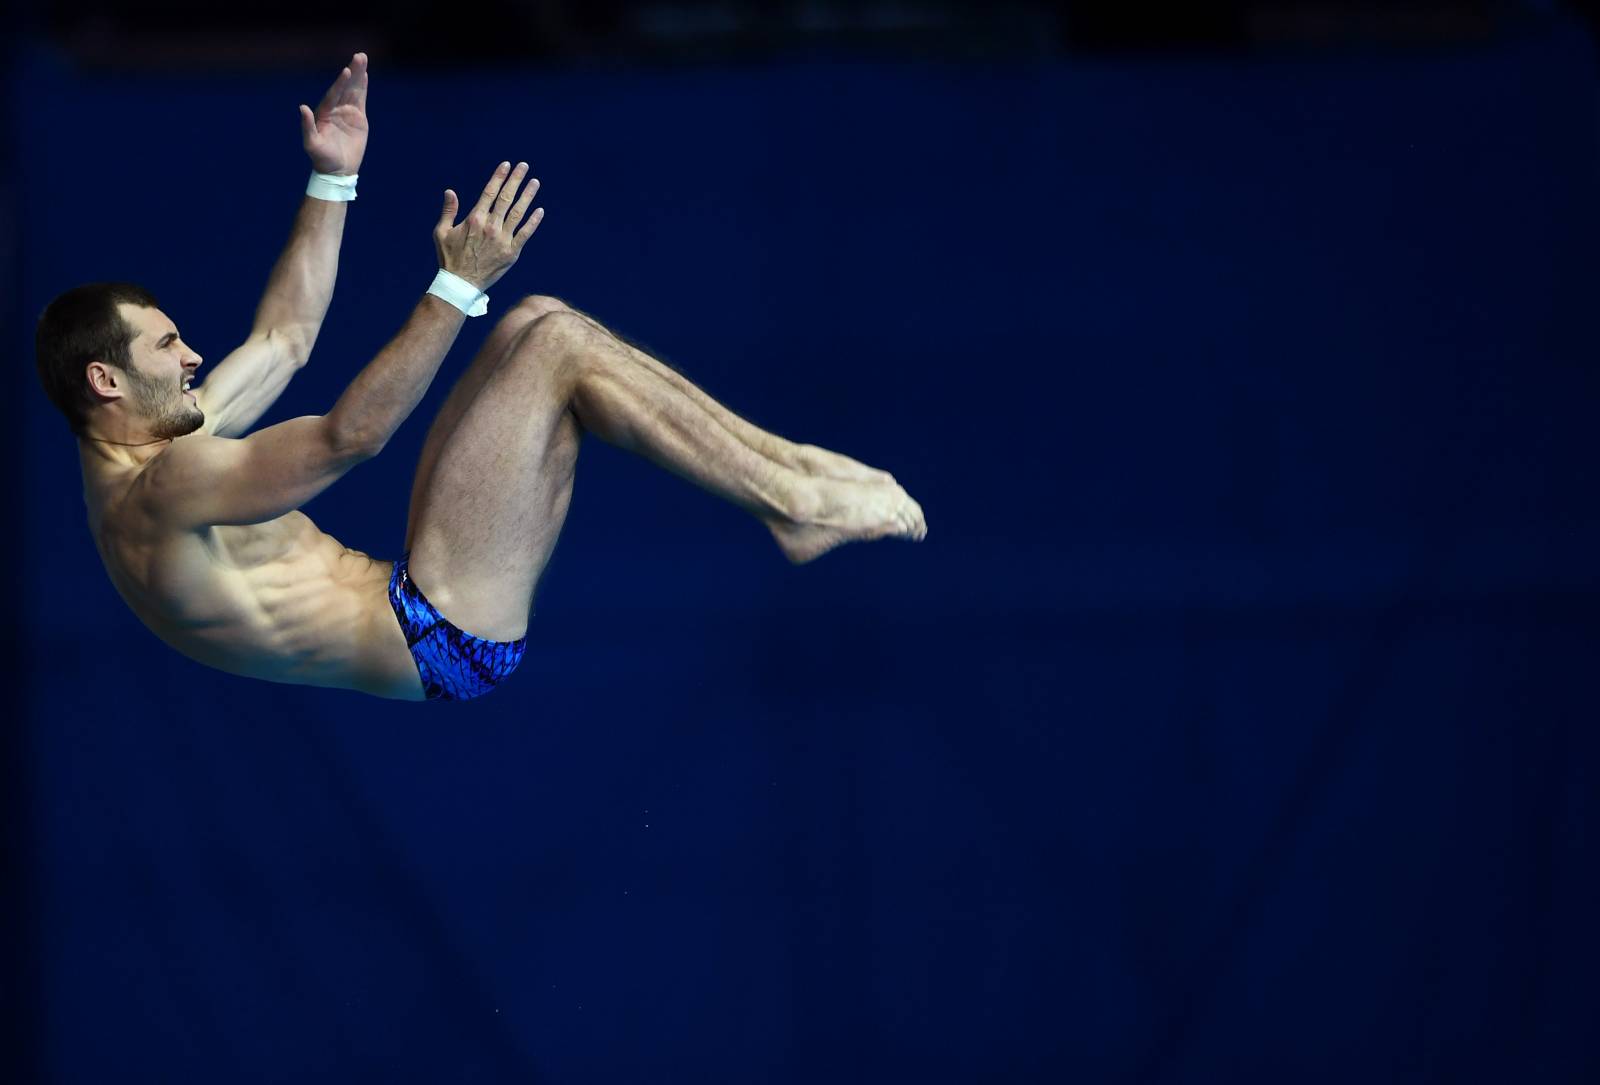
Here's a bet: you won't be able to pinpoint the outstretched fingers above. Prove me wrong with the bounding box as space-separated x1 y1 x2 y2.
506 171 541 235
346 52 368 108
465 160 543 243
434 163 541 290
494 161 529 222
470 162 512 222
515 206 546 245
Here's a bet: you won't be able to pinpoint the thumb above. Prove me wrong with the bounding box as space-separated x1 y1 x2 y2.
299 104 316 142
438 189 459 230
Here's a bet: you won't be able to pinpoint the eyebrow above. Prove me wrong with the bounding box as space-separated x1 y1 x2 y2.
156 331 178 349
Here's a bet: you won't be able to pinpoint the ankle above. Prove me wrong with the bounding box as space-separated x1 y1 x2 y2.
774 471 818 524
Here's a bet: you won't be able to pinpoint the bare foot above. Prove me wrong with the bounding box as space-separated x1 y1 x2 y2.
790 443 897 485
767 476 927 564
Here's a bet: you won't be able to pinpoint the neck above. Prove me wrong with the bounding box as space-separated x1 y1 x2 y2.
79 426 173 469
85 434 170 448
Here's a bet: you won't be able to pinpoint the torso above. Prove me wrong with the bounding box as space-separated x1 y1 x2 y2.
83 441 425 700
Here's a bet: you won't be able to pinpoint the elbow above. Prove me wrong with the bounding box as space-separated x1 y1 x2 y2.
325 416 386 462
266 326 314 370
344 431 388 462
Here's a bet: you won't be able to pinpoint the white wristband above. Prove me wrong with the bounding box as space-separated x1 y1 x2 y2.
306 171 358 202
427 268 489 317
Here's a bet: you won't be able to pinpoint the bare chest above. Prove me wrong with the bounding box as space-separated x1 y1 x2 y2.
80 459 412 697
206 511 329 571
92 511 336 627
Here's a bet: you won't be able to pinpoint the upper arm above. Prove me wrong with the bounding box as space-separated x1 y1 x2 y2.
147 415 371 528
194 328 308 438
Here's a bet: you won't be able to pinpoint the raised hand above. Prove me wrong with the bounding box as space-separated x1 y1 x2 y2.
433 161 544 290
300 53 370 176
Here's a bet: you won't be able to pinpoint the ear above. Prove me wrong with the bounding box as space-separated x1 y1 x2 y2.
86 361 124 403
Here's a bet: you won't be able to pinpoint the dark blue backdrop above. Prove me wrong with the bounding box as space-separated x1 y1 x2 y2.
10 16 1600 1083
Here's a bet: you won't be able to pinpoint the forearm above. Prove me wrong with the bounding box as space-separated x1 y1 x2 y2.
321 159 533 452
252 196 349 359
326 294 466 452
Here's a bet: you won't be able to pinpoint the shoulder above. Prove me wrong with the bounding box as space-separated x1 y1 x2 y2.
80 448 200 548
144 432 239 484
134 434 244 525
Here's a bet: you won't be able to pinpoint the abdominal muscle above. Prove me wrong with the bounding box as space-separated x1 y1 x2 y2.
94 509 426 700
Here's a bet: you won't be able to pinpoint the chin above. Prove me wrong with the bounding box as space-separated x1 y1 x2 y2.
154 407 205 440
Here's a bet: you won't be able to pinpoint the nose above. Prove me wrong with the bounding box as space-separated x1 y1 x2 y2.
185 346 203 370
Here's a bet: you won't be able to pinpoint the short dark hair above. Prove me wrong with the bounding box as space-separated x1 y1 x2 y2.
36 282 162 434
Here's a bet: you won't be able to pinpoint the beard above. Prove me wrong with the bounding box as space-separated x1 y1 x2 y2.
124 365 204 439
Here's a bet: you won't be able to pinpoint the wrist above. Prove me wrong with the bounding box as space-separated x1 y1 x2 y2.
427 268 489 316
307 171 357 202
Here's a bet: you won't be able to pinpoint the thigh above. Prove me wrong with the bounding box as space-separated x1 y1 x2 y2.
406 303 548 528
403 326 582 641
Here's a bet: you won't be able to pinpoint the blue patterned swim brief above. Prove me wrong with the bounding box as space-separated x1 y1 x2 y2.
388 554 527 702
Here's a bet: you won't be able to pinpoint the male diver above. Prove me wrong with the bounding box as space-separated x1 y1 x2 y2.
35 54 925 702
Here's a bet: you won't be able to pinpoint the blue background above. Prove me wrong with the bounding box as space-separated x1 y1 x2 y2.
9 16 1600 1083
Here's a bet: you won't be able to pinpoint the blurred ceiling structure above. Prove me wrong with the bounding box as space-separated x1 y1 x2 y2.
25 1 1595 68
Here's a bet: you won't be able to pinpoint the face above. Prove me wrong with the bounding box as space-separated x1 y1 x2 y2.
115 304 206 439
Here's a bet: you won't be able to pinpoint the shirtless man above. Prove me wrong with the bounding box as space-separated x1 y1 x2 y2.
34 54 925 702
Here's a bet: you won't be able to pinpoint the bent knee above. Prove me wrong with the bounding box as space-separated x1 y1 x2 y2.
516 309 595 355
512 294 571 322
494 311 597 392
489 295 571 344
